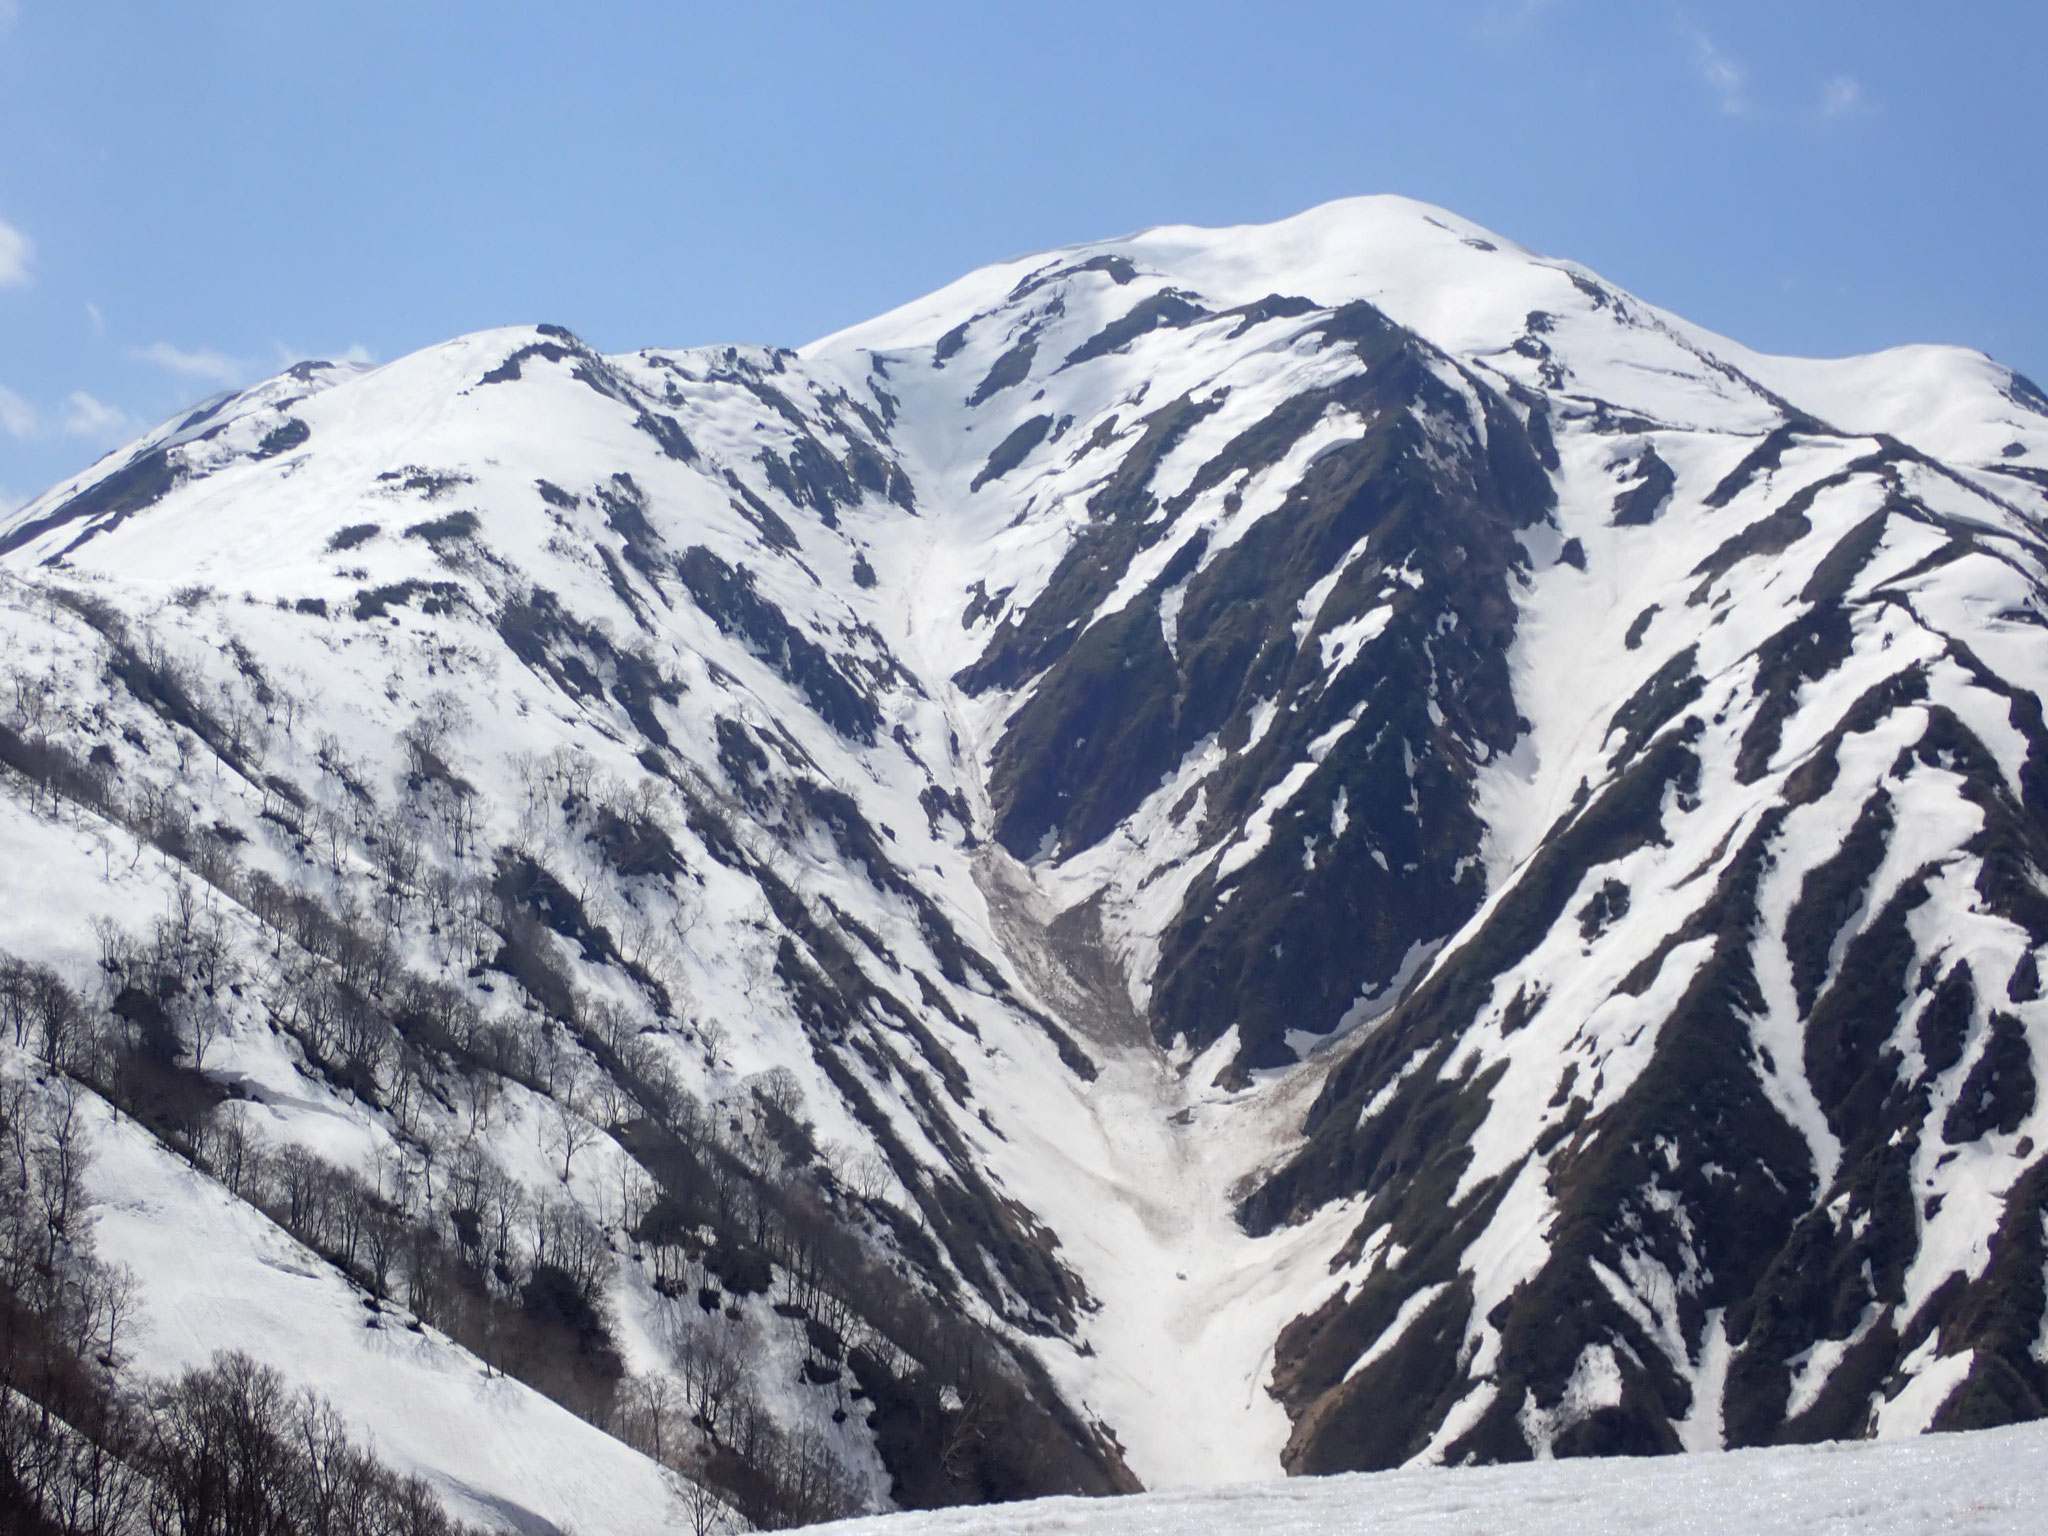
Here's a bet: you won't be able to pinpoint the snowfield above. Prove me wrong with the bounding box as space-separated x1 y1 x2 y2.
816 1419 2048 1536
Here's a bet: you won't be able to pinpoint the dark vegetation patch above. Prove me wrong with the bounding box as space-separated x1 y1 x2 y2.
723 470 803 551
676 547 879 742
1577 878 1630 940
1799 509 1891 605
1611 444 1675 526
1248 727 1703 1229
931 321 970 365
1784 790 1894 1013
1944 1011 2036 1143
402 509 482 544
1624 605 1659 650
587 802 687 883
1604 647 1702 770
1689 503 1814 592
595 472 669 591
1803 877 1927 1139
324 521 380 552
634 409 698 463
0 445 181 557
960 580 1011 628
760 436 864 529
966 337 1038 407
985 598 1178 859
1004 253 1138 304
1928 1159 2048 1432
715 716 773 809
478 338 577 385
1435 815 1821 1464
1691 444 1900 597
1734 603 1856 783
375 465 475 499
1703 422 1811 508
1222 293 1320 338
252 417 311 459
956 390 1225 695
2011 951 2041 1003
970 415 1054 493
353 579 465 622
1282 1281 1479 1472
1058 290 1211 370
496 586 684 748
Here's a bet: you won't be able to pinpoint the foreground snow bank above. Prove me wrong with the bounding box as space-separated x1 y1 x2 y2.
813 1421 2047 1536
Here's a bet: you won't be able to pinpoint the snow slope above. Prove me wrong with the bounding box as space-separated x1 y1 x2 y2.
815 1417 2048 1536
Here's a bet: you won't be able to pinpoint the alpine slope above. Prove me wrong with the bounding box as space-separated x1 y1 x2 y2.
1 195 2046 1529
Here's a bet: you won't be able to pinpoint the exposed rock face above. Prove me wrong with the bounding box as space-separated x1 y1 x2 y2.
2 197 2047 1520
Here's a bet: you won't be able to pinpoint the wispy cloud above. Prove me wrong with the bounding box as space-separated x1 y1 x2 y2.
84 301 105 336
0 385 35 437
0 3 20 33
0 220 31 289
60 391 128 438
1682 23 1748 116
1820 75 1863 118
132 341 247 387
0 386 132 442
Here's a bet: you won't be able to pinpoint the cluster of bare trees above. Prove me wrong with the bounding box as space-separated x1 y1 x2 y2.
50 890 860 1527
0 958 90 1074
185 1083 867 1528
135 1352 476 1536
6 1343 493 1536
0 1068 485 1534
0 598 1088 1523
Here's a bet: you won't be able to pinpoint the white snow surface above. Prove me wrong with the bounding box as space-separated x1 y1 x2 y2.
813 1419 2048 1536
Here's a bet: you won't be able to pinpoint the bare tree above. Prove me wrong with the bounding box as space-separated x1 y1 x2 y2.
542 1081 600 1183
669 1469 744 1536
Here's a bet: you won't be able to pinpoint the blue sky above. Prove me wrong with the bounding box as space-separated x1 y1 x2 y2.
1 1 2042 508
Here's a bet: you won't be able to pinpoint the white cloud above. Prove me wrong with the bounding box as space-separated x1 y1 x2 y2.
84 300 105 336
337 344 377 366
132 341 246 387
1820 75 1862 118
60 391 127 438
1684 24 1748 116
0 220 31 289
0 387 133 444
0 384 36 437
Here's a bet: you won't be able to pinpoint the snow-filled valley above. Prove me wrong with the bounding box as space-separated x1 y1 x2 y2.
1 195 2046 1531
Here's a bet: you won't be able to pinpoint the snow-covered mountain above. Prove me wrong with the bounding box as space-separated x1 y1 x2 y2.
2 196 2046 1529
